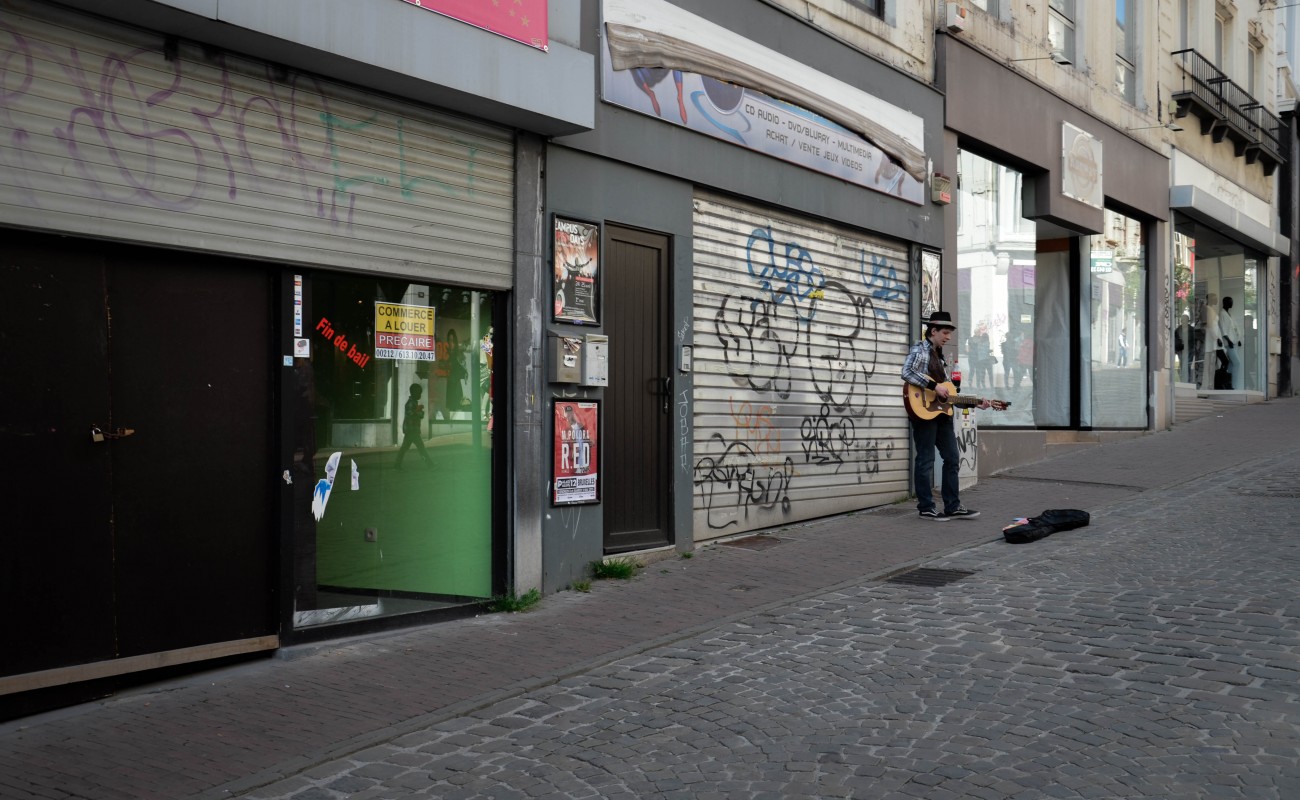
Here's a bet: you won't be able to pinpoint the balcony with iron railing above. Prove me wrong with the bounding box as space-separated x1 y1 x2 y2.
1171 48 1284 176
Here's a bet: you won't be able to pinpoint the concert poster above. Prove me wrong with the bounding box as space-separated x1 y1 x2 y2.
920 250 941 322
552 399 600 505
553 216 601 325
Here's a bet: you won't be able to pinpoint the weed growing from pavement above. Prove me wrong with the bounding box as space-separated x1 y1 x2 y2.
590 557 639 580
487 588 541 613
681 552 694 559
571 580 592 593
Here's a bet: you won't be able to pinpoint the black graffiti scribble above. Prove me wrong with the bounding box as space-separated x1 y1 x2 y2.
799 403 855 470
799 406 893 479
857 427 893 480
804 280 880 415
956 423 979 472
714 290 798 398
693 433 793 529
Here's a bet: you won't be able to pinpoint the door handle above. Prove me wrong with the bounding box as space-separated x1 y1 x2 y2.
643 378 672 413
91 425 136 442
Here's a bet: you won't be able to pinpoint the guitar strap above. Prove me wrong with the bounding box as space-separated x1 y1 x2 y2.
926 342 947 385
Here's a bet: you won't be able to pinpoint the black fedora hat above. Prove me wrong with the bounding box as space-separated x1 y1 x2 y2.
926 311 957 330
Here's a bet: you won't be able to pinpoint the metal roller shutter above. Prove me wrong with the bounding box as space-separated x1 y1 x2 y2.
0 0 515 288
691 192 913 539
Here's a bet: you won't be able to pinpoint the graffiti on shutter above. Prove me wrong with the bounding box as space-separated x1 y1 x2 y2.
691 193 913 539
0 0 514 288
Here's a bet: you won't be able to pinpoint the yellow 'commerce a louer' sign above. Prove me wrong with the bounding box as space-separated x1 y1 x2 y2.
374 302 436 360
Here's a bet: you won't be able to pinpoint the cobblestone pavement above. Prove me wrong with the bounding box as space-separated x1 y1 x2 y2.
4 400 1299 800
236 454 1300 799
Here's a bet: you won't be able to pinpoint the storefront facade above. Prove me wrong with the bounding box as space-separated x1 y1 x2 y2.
937 35 1173 469
539 0 946 590
1168 147 1287 400
0 0 589 710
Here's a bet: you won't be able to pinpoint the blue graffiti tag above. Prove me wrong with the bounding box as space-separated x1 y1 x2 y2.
857 249 906 317
746 226 825 320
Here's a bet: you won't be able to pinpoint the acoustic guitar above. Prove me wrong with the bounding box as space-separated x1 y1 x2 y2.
903 381 1011 421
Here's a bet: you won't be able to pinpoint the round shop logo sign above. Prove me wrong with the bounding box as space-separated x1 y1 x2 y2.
1066 131 1099 203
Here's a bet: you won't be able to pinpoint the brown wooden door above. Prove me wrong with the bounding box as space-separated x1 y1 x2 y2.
106 251 275 656
0 233 276 677
603 225 671 553
0 240 117 675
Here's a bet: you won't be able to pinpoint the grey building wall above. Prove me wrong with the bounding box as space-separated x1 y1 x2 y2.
542 148 696 592
537 0 947 590
560 0 946 251
936 33 1174 453
939 35 1169 235
55 0 595 135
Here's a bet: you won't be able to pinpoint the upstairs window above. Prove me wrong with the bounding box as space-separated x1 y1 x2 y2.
1049 0 1077 65
1247 43 1260 96
847 0 883 18
1214 10 1230 69
1116 0 1138 104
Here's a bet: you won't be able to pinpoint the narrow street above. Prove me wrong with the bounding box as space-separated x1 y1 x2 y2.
237 439 1300 799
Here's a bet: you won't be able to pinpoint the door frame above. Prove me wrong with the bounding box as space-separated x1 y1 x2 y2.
602 223 673 554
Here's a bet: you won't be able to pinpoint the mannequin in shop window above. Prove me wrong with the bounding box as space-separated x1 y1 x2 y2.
1218 296 1244 390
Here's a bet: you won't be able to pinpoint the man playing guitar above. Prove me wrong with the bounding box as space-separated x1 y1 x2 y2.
900 311 1008 520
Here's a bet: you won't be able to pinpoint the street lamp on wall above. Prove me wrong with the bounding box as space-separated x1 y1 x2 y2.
1010 49 1072 66
1127 121 1184 132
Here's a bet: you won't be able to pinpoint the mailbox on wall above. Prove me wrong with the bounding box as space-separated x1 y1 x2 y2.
548 335 583 384
549 333 609 386
581 334 609 387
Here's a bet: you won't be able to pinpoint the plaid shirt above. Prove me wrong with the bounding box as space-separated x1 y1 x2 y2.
901 338 947 390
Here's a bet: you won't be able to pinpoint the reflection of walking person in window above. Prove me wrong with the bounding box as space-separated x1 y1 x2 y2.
1117 330 1128 367
1202 293 1220 390
1016 334 1033 388
445 329 466 411
1000 332 1016 388
563 405 589 474
395 383 432 470
966 325 992 389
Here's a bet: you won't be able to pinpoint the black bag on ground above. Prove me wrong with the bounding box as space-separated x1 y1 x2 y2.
1002 509 1090 544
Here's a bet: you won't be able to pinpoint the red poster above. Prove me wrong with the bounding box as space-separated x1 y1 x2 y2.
553 400 599 505
399 0 548 51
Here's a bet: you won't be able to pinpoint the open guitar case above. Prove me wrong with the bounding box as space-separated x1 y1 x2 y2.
1002 509 1091 544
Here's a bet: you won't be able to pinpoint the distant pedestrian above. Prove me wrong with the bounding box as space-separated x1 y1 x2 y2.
966 324 993 389
1000 331 1016 387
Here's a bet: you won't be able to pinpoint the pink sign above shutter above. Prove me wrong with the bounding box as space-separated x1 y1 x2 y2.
399 0 548 51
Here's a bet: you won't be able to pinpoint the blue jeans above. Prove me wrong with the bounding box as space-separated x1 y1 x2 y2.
911 414 960 514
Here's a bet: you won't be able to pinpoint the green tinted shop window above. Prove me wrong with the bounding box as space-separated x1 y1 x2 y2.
292 273 496 628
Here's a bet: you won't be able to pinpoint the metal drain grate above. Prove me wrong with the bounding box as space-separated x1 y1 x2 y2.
719 535 785 551
884 568 976 587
